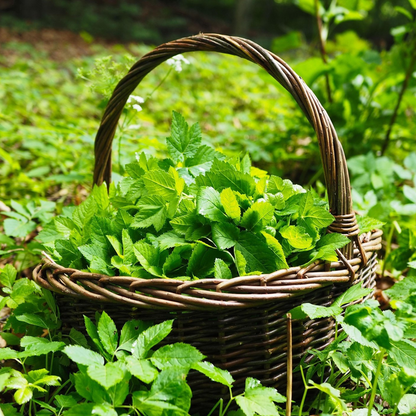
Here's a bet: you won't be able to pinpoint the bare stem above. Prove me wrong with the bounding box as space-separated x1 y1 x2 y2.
314 0 332 103
381 39 416 155
286 313 293 416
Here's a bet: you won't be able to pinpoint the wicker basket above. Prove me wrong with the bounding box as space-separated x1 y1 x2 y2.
33 34 382 411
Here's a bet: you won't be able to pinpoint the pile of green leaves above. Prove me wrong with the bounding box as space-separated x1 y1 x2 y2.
39 112 351 280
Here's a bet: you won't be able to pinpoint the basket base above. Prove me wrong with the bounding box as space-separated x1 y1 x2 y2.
56 255 377 413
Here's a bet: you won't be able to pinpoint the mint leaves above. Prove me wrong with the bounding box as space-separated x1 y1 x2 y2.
40 112 352 279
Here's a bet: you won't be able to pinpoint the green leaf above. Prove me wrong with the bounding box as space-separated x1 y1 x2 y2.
214 258 233 279
261 232 289 269
142 170 177 200
97 311 118 356
197 186 227 222
235 377 285 416
92 184 109 210
14 387 33 404
118 320 151 353
15 313 52 329
131 195 168 232
84 315 109 359
63 345 104 367
309 381 347 413
241 201 275 232
69 328 89 348
187 243 230 278
124 356 159 384
87 362 126 389
386 276 416 301
167 111 201 163
235 232 280 274
268 176 284 193
389 340 416 370
0 264 17 289
133 241 163 277
398 394 416 415
106 235 122 257
155 231 187 251
20 337 65 356
62 404 95 416
280 225 313 250
235 249 247 276
72 197 97 229
73 371 110 403
132 320 173 359
357 215 384 234
212 222 239 249
333 282 372 308
192 361 234 387
289 303 343 320
4 219 36 238
150 342 205 370
220 188 241 221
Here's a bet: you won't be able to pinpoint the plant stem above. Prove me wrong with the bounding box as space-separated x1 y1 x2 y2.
314 0 332 103
381 39 416 155
298 366 309 416
367 348 385 416
286 314 293 416
207 399 222 416
381 223 395 278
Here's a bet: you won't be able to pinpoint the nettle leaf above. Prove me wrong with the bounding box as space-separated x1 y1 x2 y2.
357 215 385 234
267 176 284 193
167 111 201 163
298 193 334 229
124 356 159 384
98 311 118 356
235 232 279 274
187 243 231 278
333 282 372 308
185 145 225 176
214 258 233 279
170 213 201 236
84 316 110 360
192 361 234 387
197 186 227 222
3 218 36 238
0 264 17 289
63 345 104 367
289 303 343 320
20 337 65 356
280 225 313 250
132 195 168 232
220 188 241 222
134 241 163 277
202 170 257 196
142 170 177 200
386 276 416 301
305 233 350 265
118 320 151 353
212 222 240 250
235 249 247 276
235 377 285 416
132 320 174 359
241 201 274 232
261 232 289 269
150 342 205 370
87 362 126 389
155 231 187 251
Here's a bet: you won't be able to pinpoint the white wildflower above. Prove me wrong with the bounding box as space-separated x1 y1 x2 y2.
128 124 141 130
132 104 142 112
127 95 145 104
166 54 190 72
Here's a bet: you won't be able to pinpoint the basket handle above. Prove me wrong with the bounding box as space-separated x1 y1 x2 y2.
93 33 359 258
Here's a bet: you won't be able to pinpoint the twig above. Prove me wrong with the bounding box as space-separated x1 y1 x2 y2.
314 0 332 103
381 40 416 155
286 313 293 416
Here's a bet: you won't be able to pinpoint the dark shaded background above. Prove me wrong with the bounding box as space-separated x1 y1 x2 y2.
0 0 406 49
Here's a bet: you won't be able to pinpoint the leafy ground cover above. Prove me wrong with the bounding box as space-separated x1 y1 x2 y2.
1 0 416 411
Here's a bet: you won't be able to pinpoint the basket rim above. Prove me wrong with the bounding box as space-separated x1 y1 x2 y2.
32 229 382 310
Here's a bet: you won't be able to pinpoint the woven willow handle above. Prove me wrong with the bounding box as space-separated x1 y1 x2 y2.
93 34 358 257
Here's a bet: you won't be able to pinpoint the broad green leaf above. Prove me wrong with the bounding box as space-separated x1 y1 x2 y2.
241 201 274 232
235 232 281 274
54 393 81 409
357 215 384 234
142 170 177 200
289 303 342 320
72 197 97 229
0 264 17 289
73 371 110 403
124 356 159 383
280 225 313 250
170 213 202 236
261 232 289 269
192 361 234 387
15 313 52 329
398 394 416 415
235 377 285 416
267 176 284 193
333 282 372 308
187 243 230 278
87 362 126 389
14 387 33 405
26 369 60 386
386 276 416 301
155 231 187 251
106 235 123 257
3 219 36 238
92 184 109 210
212 222 239 249
97 311 118 356
62 403 95 416
167 111 201 162
150 342 205 370
235 249 247 276
78 244 107 263
132 320 173 359
63 345 104 367
84 315 111 360
131 195 167 232
214 258 233 279
133 241 163 277
118 320 151 352
220 188 241 221
20 337 65 356
309 382 347 413
201 170 257 196
69 328 89 348
197 186 227 222
389 340 416 370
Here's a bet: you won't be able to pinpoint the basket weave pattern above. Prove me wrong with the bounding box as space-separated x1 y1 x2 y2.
32 34 383 410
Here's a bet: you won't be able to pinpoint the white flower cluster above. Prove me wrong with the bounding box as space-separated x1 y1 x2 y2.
127 95 145 112
166 54 190 72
